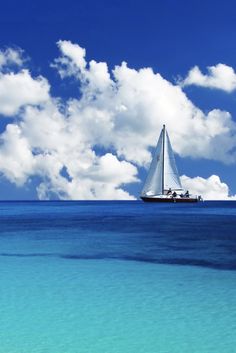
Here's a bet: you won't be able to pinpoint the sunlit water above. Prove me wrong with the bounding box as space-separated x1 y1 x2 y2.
0 201 236 353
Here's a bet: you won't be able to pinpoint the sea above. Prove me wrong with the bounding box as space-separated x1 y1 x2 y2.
0 201 236 353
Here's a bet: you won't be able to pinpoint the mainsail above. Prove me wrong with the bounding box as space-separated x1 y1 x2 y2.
141 125 182 196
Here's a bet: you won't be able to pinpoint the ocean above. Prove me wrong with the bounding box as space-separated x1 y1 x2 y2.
0 201 235 353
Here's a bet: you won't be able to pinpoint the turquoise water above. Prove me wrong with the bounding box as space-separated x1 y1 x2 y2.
0 201 236 353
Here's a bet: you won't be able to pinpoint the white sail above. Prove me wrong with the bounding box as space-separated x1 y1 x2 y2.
141 131 164 196
141 125 182 196
163 131 182 191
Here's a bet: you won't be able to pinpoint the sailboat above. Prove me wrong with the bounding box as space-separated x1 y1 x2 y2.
141 125 201 202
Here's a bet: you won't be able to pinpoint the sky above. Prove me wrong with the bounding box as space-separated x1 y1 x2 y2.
1 0 236 200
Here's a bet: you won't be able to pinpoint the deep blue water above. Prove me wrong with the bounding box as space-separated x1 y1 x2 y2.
1 200 236 270
0 201 236 353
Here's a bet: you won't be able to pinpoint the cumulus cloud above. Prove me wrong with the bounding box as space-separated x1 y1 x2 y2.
51 40 112 91
36 153 137 200
181 63 236 92
18 102 138 200
52 43 236 165
0 41 236 199
0 70 50 116
181 175 236 200
0 47 24 69
0 124 35 185
51 40 87 80
0 47 50 117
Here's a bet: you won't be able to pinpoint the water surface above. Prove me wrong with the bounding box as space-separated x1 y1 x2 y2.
0 201 235 353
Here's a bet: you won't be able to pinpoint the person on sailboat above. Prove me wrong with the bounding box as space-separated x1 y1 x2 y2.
167 188 172 196
172 191 177 198
184 190 190 198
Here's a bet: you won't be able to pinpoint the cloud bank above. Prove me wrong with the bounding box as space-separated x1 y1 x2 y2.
181 63 236 92
181 175 236 200
0 42 235 199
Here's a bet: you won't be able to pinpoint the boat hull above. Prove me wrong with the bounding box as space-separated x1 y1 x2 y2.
141 196 199 203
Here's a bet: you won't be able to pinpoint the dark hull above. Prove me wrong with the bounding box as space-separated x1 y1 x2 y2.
141 196 199 203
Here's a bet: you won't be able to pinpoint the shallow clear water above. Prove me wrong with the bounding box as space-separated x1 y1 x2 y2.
0 201 236 353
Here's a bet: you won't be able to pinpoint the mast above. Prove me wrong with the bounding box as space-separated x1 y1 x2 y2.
162 124 165 194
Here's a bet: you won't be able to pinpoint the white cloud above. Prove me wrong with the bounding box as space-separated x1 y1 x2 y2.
36 153 137 200
0 47 49 117
51 40 87 79
0 70 50 116
0 47 24 69
0 41 236 200
16 101 138 200
53 43 236 165
52 40 112 92
181 174 236 200
0 124 35 185
181 63 236 92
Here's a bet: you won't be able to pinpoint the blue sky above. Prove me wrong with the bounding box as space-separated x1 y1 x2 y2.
1 0 236 199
